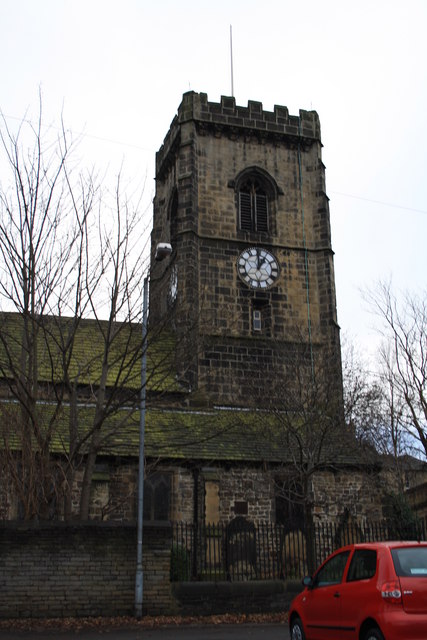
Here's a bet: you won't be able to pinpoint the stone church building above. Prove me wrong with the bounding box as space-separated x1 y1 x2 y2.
0 92 387 529
145 91 384 529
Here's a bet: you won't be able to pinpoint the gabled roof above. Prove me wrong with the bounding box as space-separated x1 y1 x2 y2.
144 408 360 466
0 399 360 466
0 312 359 467
0 312 184 394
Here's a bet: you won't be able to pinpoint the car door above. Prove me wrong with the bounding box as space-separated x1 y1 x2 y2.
339 548 378 639
302 549 351 640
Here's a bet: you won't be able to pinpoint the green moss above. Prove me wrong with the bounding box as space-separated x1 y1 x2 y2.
0 313 183 393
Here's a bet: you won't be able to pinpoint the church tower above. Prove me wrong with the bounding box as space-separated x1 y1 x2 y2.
150 92 342 408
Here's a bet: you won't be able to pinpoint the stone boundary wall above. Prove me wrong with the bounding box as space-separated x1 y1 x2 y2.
0 521 176 619
0 521 296 619
173 580 301 617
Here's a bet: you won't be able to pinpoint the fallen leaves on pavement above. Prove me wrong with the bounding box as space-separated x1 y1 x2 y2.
0 612 288 633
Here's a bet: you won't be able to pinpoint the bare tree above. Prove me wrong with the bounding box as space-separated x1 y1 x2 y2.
341 333 417 499
0 99 169 520
342 336 388 453
240 332 349 570
366 282 427 461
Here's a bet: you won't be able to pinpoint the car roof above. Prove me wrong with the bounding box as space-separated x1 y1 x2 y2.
338 541 427 552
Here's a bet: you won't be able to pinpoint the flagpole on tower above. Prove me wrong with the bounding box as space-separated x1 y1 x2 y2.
230 25 234 97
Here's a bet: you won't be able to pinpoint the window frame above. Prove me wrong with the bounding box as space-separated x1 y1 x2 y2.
252 308 262 332
346 549 377 582
314 550 351 588
238 178 269 232
143 472 171 522
168 188 178 241
233 167 281 235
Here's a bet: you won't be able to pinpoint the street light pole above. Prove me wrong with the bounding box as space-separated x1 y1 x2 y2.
135 243 172 618
135 274 148 618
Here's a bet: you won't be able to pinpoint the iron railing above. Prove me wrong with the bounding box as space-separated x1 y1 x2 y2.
171 519 426 582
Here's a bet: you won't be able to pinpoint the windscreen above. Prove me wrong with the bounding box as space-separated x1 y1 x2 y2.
391 546 427 577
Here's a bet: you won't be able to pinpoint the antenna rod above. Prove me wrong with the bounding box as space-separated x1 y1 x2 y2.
230 25 234 97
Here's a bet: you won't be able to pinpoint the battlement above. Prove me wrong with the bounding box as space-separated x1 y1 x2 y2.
156 92 321 177
181 91 320 138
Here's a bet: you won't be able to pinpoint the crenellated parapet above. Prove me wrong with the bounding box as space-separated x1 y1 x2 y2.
156 91 321 178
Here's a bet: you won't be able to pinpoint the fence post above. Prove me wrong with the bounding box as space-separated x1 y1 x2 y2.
192 522 198 580
306 519 316 575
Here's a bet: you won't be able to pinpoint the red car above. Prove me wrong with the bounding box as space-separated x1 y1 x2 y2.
289 541 427 640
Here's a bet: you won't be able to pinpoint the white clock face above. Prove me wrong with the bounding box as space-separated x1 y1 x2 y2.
237 247 279 289
168 265 178 305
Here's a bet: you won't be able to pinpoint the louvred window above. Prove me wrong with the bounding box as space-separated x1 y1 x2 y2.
238 179 268 232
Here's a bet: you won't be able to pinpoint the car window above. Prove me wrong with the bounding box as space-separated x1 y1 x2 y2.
315 550 350 587
346 549 377 582
391 547 427 577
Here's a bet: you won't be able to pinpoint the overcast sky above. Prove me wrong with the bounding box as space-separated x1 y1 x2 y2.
1 0 426 357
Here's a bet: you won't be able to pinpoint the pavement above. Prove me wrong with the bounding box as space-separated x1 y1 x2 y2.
0 623 290 640
0 615 291 640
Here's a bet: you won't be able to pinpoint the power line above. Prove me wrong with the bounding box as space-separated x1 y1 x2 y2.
331 191 427 216
2 112 426 216
1 113 154 153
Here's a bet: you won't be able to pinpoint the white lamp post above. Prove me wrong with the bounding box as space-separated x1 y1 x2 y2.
135 242 172 618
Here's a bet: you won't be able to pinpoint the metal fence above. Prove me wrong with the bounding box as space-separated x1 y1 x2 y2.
171 519 426 582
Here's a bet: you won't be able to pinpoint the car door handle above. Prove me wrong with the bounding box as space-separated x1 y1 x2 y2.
334 592 341 598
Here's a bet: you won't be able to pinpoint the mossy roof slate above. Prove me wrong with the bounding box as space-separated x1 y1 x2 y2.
110 408 286 462
1 401 359 466
0 312 184 393
144 410 359 465
0 313 359 466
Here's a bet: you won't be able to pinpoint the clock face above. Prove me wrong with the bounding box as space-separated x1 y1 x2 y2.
168 265 178 305
237 247 279 289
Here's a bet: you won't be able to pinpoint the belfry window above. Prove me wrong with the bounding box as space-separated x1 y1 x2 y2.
239 179 268 232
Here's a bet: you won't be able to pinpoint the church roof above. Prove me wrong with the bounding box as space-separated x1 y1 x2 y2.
0 311 358 468
117 407 359 467
0 400 359 467
0 312 184 394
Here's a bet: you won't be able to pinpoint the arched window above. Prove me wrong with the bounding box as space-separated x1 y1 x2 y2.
238 178 268 232
143 473 171 521
168 188 178 241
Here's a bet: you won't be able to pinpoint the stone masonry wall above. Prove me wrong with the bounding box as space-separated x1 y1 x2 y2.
0 518 300 619
216 467 386 527
0 522 176 619
171 468 194 521
218 467 275 524
151 91 341 407
312 469 385 524
0 461 388 530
